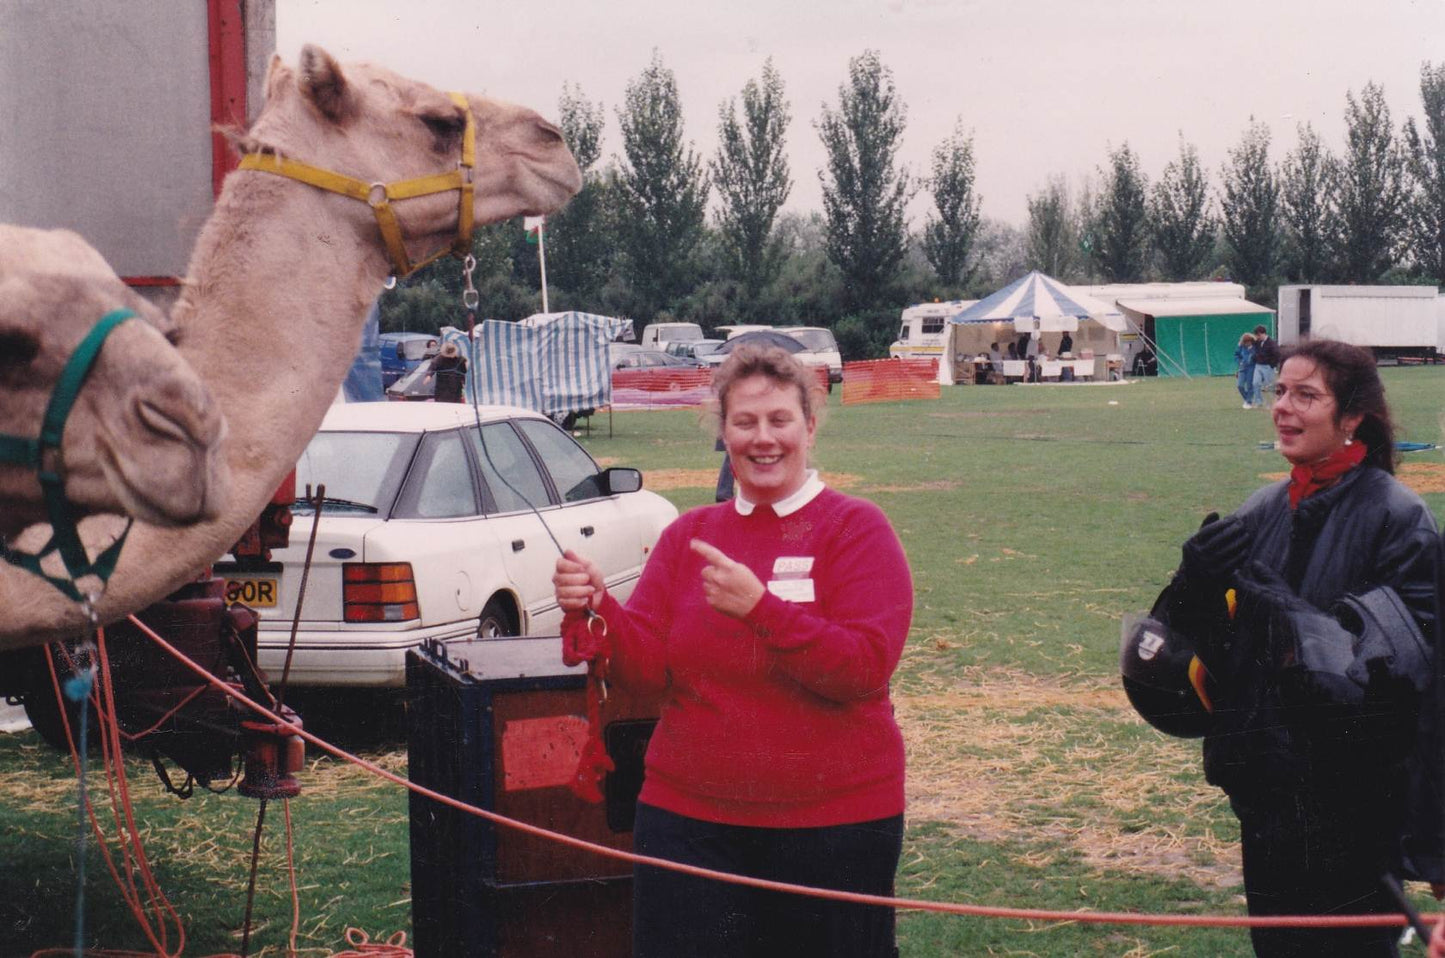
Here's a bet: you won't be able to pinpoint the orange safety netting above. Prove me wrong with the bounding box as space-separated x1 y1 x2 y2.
841 358 939 405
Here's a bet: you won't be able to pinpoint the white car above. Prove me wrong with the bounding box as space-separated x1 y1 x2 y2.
224 402 677 688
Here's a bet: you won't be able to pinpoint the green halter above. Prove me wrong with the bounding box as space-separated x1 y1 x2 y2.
0 308 136 602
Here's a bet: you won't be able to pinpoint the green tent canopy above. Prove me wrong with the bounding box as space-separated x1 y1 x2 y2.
1117 297 1276 377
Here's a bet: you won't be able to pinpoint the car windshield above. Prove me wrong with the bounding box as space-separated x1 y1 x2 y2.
786 329 836 351
293 431 418 514
693 341 723 357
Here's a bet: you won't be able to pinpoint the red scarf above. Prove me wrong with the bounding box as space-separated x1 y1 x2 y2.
1288 440 1366 509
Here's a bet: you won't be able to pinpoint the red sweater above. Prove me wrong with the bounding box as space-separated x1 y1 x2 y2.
595 487 912 828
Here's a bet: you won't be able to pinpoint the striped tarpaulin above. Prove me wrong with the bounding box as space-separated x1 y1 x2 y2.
471 313 626 418
951 271 1123 332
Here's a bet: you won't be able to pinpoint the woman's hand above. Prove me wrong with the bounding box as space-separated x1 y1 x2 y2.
554 549 605 612
690 539 765 620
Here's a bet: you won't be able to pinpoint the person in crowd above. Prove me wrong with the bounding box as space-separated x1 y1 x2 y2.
1058 331 1074 356
553 344 913 958
1024 332 1040 382
1146 339 1441 957
1234 332 1258 408
1252 323 1281 407
425 340 468 403
1006 341 1019 360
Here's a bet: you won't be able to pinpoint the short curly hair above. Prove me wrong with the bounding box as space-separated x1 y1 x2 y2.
710 344 826 428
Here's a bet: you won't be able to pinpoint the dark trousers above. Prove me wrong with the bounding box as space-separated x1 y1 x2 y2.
1234 792 1403 958
632 803 903 958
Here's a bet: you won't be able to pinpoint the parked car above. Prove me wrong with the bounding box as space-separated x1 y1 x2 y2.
222 402 677 688
638 321 704 349
377 332 439 388
664 339 725 365
612 348 694 370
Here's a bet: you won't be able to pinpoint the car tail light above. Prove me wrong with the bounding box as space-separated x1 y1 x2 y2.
343 563 420 623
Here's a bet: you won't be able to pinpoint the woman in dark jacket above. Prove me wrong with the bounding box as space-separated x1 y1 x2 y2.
1153 340 1440 957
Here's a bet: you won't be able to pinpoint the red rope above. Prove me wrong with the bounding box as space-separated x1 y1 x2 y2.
123 612 1438 932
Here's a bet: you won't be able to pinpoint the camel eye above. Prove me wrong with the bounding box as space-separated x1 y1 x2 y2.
420 112 465 143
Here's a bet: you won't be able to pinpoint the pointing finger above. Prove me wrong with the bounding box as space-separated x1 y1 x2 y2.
689 538 732 567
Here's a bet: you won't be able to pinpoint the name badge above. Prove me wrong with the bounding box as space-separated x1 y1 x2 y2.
772 556 814 577
768 578 815 603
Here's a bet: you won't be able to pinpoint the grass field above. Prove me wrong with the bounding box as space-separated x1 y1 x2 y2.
3 368 1443 956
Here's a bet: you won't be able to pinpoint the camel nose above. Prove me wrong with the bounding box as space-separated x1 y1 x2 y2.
133 374 224 450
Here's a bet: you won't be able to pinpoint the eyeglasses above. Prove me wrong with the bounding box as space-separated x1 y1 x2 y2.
1268 384 1330 410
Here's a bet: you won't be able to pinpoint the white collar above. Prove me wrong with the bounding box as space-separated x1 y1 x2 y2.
734 470 825 517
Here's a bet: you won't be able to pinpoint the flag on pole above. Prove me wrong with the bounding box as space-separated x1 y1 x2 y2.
524 215 545 245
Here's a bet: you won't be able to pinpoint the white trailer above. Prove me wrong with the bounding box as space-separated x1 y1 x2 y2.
888 300 977 360
1277 285 1442 360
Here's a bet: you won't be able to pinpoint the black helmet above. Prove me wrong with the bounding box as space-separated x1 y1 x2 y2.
1119 613 1217 738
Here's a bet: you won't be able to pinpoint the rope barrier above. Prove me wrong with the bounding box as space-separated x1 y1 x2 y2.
125 612 1435 933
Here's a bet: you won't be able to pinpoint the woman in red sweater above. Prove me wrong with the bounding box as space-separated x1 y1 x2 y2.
554 344 913 958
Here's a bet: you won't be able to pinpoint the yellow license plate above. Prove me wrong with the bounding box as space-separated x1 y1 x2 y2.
224 577 279 608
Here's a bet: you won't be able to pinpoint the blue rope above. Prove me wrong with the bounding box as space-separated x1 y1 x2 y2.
63 667 94 957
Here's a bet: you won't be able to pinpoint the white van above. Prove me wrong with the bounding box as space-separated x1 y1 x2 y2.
639 322 704 349
889 301 976 360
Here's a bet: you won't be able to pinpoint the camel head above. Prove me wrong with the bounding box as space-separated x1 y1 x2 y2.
0 226 229 540
236 45 583 273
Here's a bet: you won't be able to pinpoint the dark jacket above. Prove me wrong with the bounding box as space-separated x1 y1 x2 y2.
430 353 468 403
1254 335 1280 367
1156 466 1441 876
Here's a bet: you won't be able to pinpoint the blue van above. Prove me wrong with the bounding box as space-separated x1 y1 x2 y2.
377 332 439 388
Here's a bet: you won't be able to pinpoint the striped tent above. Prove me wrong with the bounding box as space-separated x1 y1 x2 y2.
951 271 1125 332
468 312 626 418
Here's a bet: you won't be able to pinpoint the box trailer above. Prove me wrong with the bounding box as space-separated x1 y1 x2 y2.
1277 285 1442 361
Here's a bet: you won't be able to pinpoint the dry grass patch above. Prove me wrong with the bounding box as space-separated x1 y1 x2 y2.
1260 461 1445 495
896 659 1239 889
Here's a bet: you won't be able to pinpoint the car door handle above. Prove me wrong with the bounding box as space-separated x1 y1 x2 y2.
580 526 595 537
512 539 525 552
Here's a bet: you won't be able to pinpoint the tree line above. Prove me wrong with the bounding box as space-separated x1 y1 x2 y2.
380 55 1445 360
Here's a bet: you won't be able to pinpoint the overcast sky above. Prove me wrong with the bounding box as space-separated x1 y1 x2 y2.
277 0 1445 227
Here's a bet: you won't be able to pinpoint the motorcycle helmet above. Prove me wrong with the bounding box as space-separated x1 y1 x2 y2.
1119 612 1217 738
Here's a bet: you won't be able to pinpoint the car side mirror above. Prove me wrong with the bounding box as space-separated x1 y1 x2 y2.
601 467 643 495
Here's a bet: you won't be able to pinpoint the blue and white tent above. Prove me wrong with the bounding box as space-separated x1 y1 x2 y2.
951 271 1126 332
470 312 627 419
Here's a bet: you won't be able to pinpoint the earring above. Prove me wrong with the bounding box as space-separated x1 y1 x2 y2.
1344 435 1354 445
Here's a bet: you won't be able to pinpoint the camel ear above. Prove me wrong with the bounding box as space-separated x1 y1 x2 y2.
298 44 354 123
263 53 290 105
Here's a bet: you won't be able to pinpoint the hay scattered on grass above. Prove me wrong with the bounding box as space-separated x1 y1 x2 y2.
895 660 1240 890
1260 462 1445 495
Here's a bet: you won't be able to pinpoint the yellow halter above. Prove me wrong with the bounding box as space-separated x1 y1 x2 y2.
237 91 476 279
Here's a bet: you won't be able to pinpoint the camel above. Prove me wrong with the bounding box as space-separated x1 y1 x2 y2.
0 44 582 648
0 225 228 540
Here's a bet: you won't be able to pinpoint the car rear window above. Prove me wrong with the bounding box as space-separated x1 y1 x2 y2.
294 431 417 514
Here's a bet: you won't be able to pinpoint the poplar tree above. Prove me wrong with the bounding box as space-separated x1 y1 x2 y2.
922 121 983 288
1088 143 1149 282
1404 62 1445 281
816 50 913 312
614 51 709 317
545 82 611 304
1332 82 1407 282
1219 118 1280 288
1149 138 1215 280
1279 123 1337 282
712 59 793 317
1025 176 1077 278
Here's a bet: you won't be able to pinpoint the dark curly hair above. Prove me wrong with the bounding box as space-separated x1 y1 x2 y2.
1279 339 1396 473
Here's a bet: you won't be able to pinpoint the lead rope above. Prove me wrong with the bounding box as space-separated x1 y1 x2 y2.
560 609 614 802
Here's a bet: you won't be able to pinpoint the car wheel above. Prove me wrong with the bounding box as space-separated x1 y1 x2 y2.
476 597 517 639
